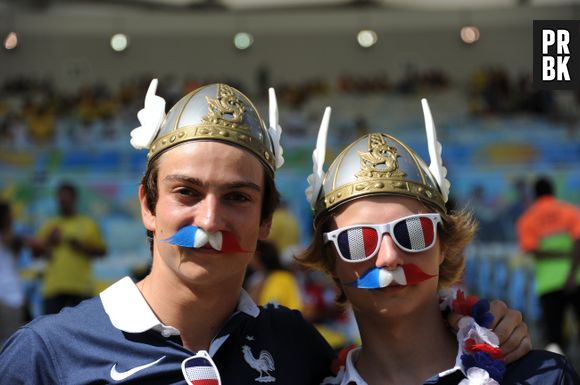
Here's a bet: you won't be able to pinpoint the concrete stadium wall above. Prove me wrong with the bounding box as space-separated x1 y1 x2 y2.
0 4 577 92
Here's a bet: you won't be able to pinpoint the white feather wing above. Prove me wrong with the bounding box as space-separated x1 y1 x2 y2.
305 107 331 209
421 98 450 202
268 88 284 169
130 79 166 150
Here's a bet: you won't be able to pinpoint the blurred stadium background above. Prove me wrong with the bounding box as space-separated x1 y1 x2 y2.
2 0 580 363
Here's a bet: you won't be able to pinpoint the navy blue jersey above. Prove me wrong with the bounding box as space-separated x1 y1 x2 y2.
0 280 335 385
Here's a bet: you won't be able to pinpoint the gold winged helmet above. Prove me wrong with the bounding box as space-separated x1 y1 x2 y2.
130 80 284 175
306 99 450 227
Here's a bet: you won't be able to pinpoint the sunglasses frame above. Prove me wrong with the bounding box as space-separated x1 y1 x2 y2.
323 213 442 263
181 349 222 385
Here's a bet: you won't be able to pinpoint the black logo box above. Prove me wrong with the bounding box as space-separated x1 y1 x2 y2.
533 20 580 90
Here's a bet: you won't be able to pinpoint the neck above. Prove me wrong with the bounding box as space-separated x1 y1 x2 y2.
354 300 457 385
139 266 243 352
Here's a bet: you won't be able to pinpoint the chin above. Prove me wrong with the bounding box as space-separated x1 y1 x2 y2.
348 286 428 314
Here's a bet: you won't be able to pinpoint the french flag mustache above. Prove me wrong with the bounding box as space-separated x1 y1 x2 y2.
161 225 248 252
345 263 436 289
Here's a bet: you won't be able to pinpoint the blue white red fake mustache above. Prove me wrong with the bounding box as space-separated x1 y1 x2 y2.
344 263 436 289
161 225 248 253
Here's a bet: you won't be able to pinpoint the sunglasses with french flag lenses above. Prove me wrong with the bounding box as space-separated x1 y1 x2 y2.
323 213 441 263
181 350 221 385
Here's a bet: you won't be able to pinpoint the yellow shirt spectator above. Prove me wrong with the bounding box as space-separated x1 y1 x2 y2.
37 215 106 298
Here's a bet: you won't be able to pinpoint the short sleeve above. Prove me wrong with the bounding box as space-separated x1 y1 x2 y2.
564 205 580 240
0 326 61 384
516 215 538 252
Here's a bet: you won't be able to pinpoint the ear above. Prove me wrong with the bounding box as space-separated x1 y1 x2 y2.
139 185 156 232
438 247 446 266
258 215 273 241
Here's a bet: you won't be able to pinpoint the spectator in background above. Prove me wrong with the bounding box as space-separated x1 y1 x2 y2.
246 240 303 311
267 200 301 264
467 184 503 242
25 100 56 145
0 112 29 150
0 201 25 346
299 266 354 350
502 178 531 242
29 181 106 315
517 176 580 355
264 206 352 349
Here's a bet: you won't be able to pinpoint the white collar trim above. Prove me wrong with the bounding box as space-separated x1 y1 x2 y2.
100 276 260 335
343 347 365 385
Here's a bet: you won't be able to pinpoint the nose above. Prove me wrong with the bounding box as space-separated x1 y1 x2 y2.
374 234 405 270
194 194 224 233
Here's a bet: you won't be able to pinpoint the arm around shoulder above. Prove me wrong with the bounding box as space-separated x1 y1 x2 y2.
502 350 580 385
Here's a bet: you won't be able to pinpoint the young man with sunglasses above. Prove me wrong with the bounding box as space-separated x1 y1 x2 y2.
300 103 578 384
0 83 532 384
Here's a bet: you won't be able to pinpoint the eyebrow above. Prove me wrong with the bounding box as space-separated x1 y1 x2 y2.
163 174 262 193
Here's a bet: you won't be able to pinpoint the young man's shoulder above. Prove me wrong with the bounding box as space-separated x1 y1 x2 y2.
0 297 122 384
2 296 116 360
24 296 105 331
249 303 326 343
257 302 305 320
503 349 579 384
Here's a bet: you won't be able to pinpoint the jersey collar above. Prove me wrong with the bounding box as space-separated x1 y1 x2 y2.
328 347 463 385
100 276 260 335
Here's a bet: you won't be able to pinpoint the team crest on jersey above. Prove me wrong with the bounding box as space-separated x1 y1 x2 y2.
241 344 276 383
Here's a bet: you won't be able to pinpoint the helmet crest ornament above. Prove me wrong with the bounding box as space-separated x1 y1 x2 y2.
202 84 248 129
356 134 406 180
